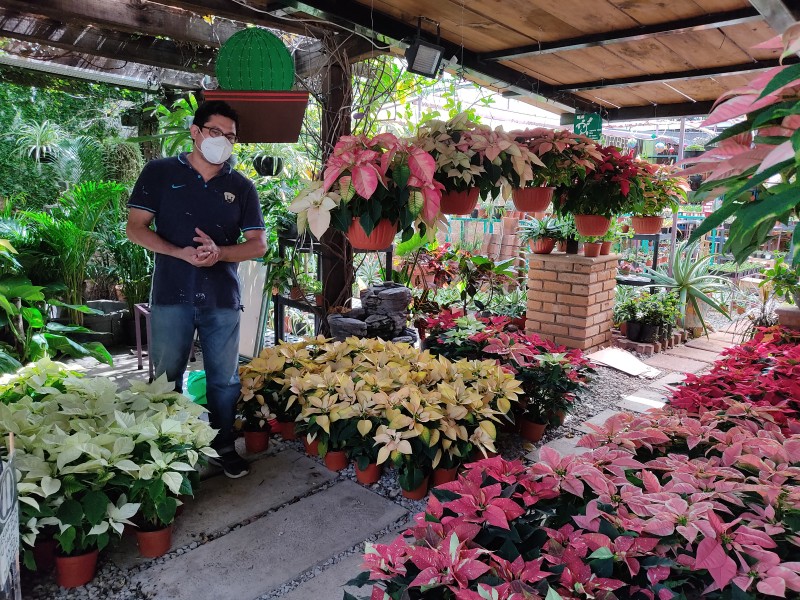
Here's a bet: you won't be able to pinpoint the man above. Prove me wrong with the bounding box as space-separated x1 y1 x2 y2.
127 100 267 478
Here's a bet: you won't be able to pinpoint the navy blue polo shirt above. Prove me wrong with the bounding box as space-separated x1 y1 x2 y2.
128 153 265 309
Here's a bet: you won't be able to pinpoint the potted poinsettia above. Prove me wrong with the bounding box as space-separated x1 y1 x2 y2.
556 145 646 237
628 162 688 234
413 113 491 215
237 374 273 453
468 125 538 203
512 128 602 212
290 133 442 250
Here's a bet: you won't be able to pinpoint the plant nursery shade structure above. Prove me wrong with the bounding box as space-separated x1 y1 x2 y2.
0 0 798 121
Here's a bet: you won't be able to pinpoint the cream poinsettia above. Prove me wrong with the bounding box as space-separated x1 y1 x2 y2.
290 181 341 239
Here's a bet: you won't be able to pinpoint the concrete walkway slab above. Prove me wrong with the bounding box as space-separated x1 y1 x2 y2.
685 338 732 353
132 481 408 600
708 331 738 343
526 436 591 462
648 372 686 392
111 449 336 569
662 346 721 363
618 388 667 413
279 528 405 600
642 353 707 374
579 409 622 433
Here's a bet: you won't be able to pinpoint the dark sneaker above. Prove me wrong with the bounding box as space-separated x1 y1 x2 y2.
209 450 249 479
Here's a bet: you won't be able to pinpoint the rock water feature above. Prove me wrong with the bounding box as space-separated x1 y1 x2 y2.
327 282 417 343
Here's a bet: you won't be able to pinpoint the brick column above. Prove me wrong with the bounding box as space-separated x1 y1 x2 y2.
526 253 618 352
776 304 800 331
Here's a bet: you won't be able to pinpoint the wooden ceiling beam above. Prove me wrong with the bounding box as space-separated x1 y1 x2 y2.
554 58 797 93
4 0 240 48
604 101 717 121
747 0 800 34
0 9 216 75
479 8 763 62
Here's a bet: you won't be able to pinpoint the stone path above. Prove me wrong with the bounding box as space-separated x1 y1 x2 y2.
525 330 736 462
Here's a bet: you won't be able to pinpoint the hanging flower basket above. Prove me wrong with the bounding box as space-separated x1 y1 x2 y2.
530 238 557 255
573 214 611 237
347 218 397 251
512 186 554 212
631 215 664 235
440 188 480 215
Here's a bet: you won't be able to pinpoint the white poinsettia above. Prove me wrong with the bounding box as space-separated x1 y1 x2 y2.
290 181 341 239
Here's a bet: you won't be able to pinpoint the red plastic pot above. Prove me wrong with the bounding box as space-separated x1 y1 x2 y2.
303 436 320 457
355 462 381 484
324 449 349 471
279 421 297 440
530 237 556 254
136 524 174 558
431 467 459 487
244 430 270 453
631 215 664 234
347 218 397 251
401 475 430 500
600 241 612 255
33 538 57 572
55 549 98 588
440 188 480 215
583 242 602 258
574 214 611 237
512 186 554 212
520 419 547 443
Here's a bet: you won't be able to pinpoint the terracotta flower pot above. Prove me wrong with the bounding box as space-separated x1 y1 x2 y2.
136 524 174 558
55 549 98 588
355 462 381 484
303 436 320 457
512 186 554 212
530 237 556 254
574 214 611 237
600 241 612 255
267 418 280 433
347 218 398 251
520 418 547 443
33 538 57 572
324 449 349 471
440 188 480 215
244 430 270 453
431 467 459 487
631 215 664 234
583 242 602 258
279 421 297 440
401 475 430 500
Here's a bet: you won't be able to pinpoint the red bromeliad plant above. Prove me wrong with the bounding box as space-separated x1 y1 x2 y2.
669 326 800 428
348 400 800 600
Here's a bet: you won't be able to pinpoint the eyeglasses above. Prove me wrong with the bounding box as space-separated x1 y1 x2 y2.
201 126 238 144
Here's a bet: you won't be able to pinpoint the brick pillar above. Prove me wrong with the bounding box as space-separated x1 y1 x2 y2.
776 305 800 331
526 253 618 352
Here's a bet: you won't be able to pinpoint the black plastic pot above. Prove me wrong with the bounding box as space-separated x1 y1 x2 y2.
565 238 579 254
639 323 660 344
625 321 642 342
253 156 284 177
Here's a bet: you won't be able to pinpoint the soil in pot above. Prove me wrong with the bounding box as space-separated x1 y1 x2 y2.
136 524 174 558
355 462 381 485
244 430 270 453
55 549 99 588
324 449 349 471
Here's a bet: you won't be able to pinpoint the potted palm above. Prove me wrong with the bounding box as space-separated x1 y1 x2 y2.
512 128 602 212
557 146 645 237
517 216 563 254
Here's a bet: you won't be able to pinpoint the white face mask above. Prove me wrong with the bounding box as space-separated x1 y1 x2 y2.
198 130 233 165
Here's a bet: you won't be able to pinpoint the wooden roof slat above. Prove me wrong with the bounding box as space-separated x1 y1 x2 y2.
512 45 648 84
722 20 788 59
531 0 639 34
656 28 754 68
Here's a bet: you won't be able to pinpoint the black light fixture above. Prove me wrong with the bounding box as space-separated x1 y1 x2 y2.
405 17 445 79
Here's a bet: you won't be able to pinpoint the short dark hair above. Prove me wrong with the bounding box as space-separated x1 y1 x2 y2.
193 100 240 131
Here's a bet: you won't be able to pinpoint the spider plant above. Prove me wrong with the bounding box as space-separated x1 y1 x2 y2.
644 241 732 335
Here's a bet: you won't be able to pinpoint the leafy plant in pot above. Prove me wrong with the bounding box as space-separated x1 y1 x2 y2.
628 162 687 234
517 216 563 255
347 415 384 484
760 257 800 307
579 235 603 257
296 386 359 471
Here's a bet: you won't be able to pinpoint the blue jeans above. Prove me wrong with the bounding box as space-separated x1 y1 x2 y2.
150 304 241 451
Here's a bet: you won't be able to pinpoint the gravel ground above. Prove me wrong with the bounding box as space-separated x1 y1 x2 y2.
21 335 717 600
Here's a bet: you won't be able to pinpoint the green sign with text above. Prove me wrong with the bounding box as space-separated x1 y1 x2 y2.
573 113 602 140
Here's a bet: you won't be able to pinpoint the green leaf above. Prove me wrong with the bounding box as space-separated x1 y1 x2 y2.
589 547 614 560
0 350 22 374
545 587 564 600
156 495 178 526
57 499 84 526
21 306 44 329
56 527 76 556
82 490 109 525
48 299 103 315
45 322 93 334
759 64 800 99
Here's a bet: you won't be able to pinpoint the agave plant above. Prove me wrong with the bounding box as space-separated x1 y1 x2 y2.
644 241 732 335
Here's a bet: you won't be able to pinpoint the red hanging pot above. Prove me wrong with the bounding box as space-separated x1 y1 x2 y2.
512 186 554 212
347 218 397 251
530 238 556 254
574 214 611 237
136 524 174 559
440 188 480 215
431 467 459 487
324 449 349 471
55 549 98 588
355 462 381 485
520 419 547 443
244 430 270 453
631 215 664 234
